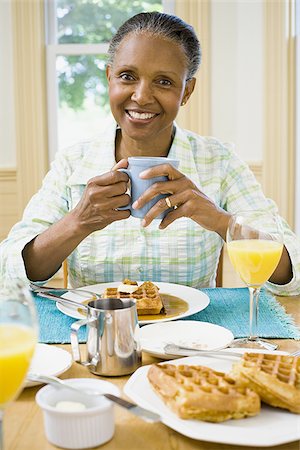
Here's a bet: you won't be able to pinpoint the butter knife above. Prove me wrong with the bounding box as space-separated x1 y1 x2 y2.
164 344 244 358
28 373 160 423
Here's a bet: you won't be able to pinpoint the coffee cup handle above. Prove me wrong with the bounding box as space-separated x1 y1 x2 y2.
117 168 132 211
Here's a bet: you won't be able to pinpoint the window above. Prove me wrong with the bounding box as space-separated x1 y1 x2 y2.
45 0 174 162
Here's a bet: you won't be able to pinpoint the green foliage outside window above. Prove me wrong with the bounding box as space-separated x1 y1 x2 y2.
57 0 162 111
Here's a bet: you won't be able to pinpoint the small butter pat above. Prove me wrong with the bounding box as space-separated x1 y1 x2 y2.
117 283 139 294
56 401 87 412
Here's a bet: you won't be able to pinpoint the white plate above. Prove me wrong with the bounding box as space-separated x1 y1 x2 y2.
25 343 72 387
56 282 210 325
140 321 234 359
124 351 299 447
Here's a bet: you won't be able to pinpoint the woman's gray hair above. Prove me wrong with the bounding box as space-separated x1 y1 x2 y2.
107 12 201 79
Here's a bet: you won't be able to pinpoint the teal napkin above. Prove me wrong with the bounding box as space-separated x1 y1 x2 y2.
34 288 300 344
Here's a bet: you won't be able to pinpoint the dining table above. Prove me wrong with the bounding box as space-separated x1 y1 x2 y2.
4 293 300 450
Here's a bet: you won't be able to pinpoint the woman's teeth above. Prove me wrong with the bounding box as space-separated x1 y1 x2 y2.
127 111 156 120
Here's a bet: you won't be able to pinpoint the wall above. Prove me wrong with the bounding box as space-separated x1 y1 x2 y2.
210 0 263 163
0 0 48 242
0 2 18 241
0 0 16 167
295 0 300 235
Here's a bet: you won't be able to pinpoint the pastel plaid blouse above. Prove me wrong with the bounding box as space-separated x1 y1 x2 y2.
1 117 300 295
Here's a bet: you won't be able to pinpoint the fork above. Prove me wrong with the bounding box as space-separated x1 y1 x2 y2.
29 281 101 300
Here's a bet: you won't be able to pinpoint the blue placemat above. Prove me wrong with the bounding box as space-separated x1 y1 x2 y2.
34 293 87 344
34 288 300 344
183 288 300 339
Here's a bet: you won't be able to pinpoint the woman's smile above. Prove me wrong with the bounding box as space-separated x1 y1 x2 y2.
125 109 159 122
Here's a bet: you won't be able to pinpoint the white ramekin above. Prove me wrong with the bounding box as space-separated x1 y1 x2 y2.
36 378 120 449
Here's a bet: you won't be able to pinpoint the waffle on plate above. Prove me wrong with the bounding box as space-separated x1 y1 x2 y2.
102 280 164 315
231 353 300 413
148 363 260 422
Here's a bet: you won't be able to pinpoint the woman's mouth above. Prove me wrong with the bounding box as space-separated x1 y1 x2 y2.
126 110 158 121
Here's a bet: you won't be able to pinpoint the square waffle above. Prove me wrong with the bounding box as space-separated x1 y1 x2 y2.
148 363 260 422
231 353 300 413
102 280 164 315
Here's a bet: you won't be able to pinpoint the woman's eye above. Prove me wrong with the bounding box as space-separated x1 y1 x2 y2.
158 79 172 86
120 73 135 81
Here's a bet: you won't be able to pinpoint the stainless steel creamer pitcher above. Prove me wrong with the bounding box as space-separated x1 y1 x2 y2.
71 298 142 376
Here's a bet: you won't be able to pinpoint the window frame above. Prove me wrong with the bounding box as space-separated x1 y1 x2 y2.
45 0 175 162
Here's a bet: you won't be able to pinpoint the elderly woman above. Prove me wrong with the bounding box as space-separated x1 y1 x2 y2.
0 12 299 295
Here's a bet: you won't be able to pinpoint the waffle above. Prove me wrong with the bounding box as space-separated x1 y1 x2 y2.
148 363 260 422
102 281 164 315
122 279 138 286
231 353 300 413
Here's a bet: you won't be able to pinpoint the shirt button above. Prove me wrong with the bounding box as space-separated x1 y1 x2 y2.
137 266 143 273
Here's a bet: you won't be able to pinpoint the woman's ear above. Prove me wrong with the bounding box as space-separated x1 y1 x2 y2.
181 77 196 105
106 65 111 82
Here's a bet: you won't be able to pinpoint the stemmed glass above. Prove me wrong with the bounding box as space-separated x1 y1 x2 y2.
0 284 38 450
226 211 283 350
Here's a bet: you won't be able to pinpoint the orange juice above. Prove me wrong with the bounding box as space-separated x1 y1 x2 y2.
0 324 36 407
227 239 283 286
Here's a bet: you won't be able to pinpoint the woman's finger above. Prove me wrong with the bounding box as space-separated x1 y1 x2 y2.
111 158 128 171
162 191 187 210
133 178 194 212
141 191 189 227
139 163 182 181
88 169 128 187
159 205 184 229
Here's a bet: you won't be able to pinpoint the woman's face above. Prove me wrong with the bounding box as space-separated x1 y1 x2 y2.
106 33 195 145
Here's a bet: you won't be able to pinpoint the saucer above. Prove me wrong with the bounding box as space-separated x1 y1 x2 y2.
26 343 72 387
139 320 234 359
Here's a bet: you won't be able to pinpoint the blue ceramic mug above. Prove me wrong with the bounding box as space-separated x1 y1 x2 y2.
119 156 179 219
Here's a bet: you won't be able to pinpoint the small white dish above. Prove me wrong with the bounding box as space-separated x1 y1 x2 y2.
26 343 72 387
36 378 120 449
139 321 234 359
57 282 210 324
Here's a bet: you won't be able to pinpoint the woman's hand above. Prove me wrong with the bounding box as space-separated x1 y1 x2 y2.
22 160 131 281
132 164 231 240
70 159 131 235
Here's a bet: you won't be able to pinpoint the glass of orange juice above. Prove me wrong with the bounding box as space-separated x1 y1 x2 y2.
226 211 283 350
0 283 38 449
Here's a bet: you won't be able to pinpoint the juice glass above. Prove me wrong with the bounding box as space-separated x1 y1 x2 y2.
0 284 38 449
226 211 283 350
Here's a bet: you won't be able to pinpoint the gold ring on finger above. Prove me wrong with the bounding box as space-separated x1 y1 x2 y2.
165 197 172 208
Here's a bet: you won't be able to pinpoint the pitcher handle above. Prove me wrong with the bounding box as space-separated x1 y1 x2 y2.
71 318 90 364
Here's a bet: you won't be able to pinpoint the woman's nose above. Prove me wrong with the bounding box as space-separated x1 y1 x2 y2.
131 81 154 105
